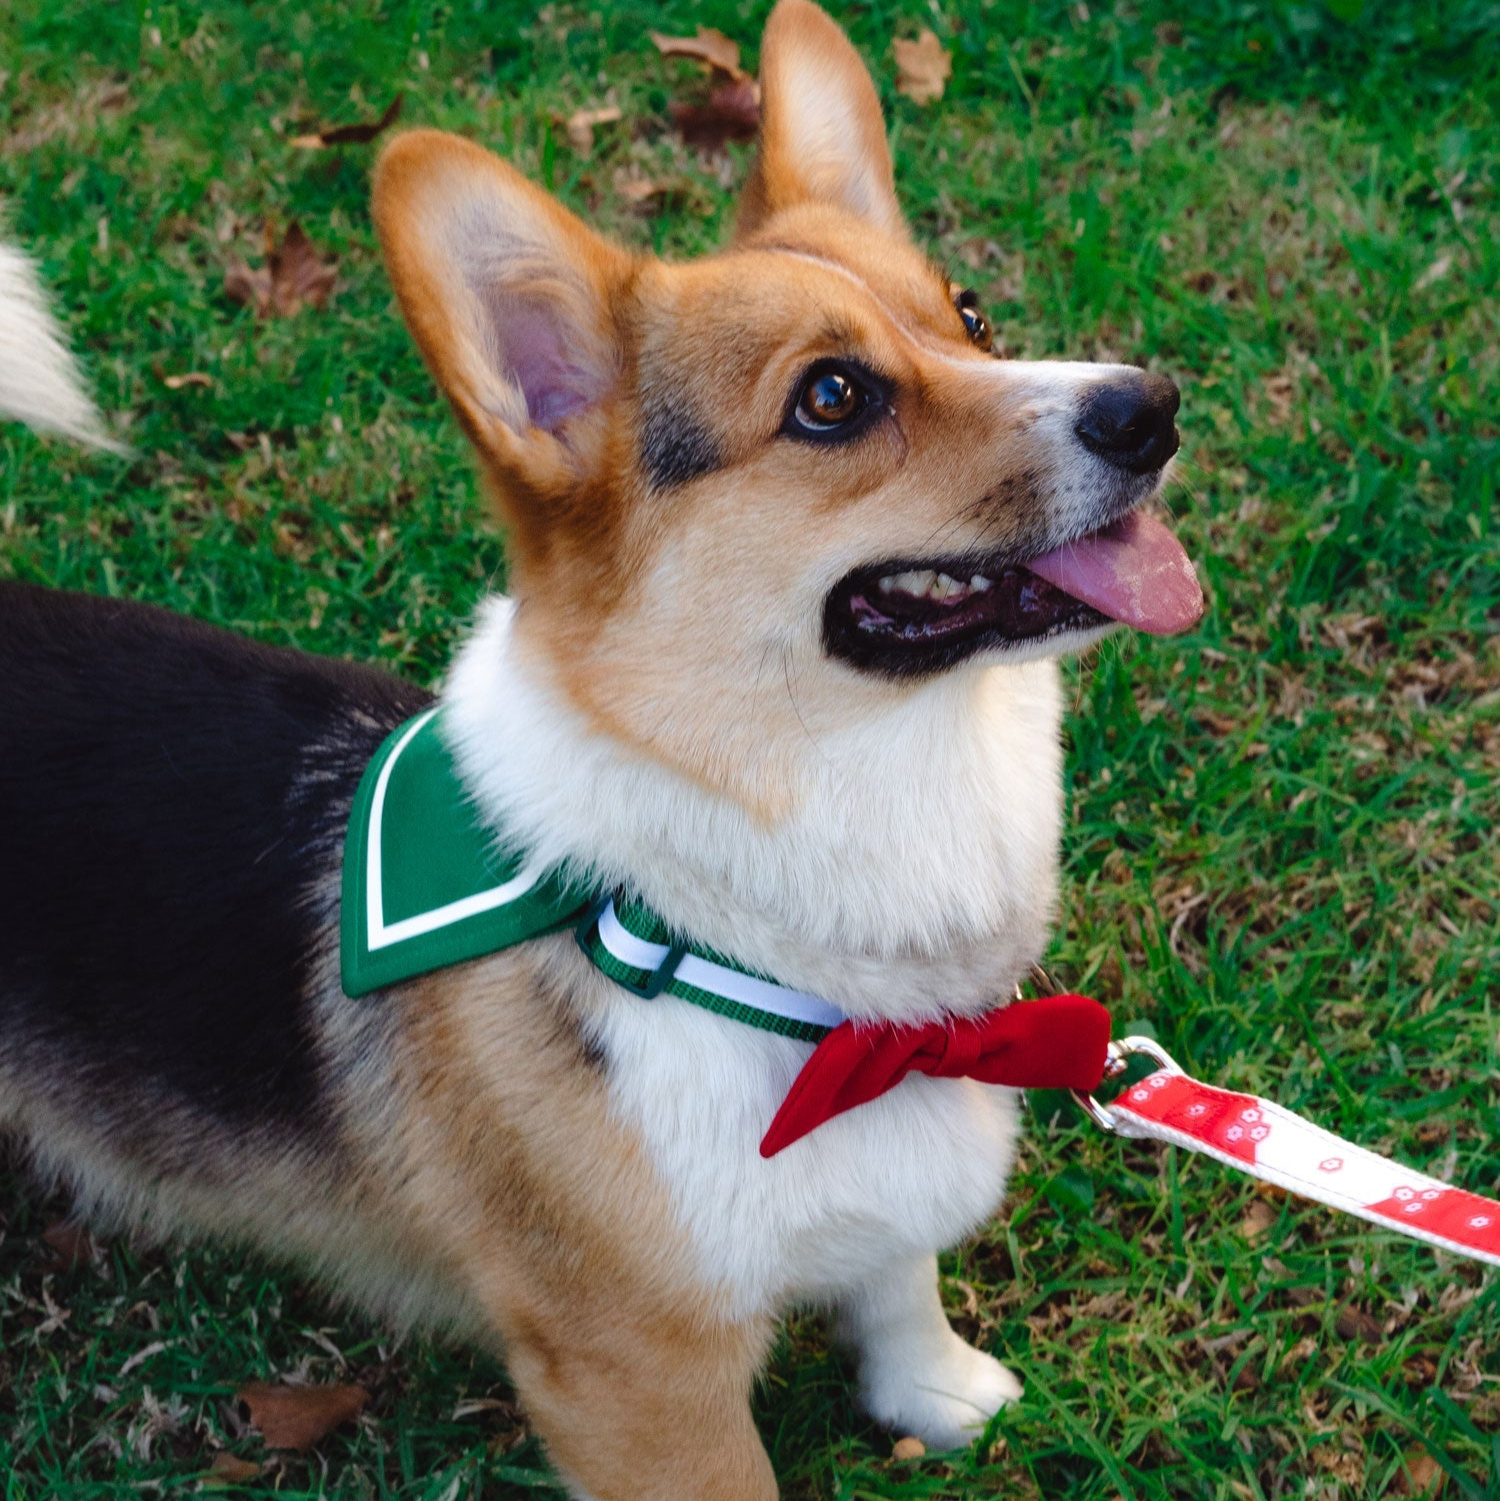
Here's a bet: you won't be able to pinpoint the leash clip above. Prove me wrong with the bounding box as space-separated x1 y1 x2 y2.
1074 1035 1182 1132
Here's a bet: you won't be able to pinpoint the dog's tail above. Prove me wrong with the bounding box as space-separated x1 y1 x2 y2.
0 239 123 452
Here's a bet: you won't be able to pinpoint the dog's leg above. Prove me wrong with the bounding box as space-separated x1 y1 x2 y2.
497 1301 777 1501
399 963 778 1500
836 1253 1021 1450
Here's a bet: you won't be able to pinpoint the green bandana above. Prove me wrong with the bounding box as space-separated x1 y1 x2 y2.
340 711 846 1042
340 709 594 997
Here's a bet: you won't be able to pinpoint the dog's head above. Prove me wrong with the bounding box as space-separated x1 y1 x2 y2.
374 0 1201 801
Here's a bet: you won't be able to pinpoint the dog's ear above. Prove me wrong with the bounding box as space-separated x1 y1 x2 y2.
373 129 632 495
736 0 904 239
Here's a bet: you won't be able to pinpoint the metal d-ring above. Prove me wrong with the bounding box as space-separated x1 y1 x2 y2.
1073 1035 1183 1132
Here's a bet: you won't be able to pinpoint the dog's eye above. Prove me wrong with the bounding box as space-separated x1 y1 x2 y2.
953 287 994 352
801 371 860 425
958 302 993 352
786 361 878 440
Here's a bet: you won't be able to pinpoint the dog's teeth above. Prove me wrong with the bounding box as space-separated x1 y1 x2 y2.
971 574 993 592
875 569 981 602
882 569 937 597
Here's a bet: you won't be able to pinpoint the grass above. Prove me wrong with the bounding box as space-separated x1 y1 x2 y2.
1 0 1497 1495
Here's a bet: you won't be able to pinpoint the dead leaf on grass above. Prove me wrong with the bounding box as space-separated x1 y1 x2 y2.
1262 370 1295 427
670 78 760 150
1334 1304 1384 1343
649 26 747 81
203 1452 263 1484
236 1381 368 1451
563 104 622 154
1240 1199 1277 1239
224 223 337 319
1396 1445 1445 1496
41 1219 94 1271
161 371 213 390
894 30 951 105
291 93 402 149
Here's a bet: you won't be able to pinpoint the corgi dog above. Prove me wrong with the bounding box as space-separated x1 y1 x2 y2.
0 2 1202 1496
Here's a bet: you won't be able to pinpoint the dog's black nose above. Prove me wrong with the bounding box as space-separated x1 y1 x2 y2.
1074 371 1180 474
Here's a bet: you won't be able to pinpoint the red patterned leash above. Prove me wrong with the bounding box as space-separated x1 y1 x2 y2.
1076 1038 1500 1268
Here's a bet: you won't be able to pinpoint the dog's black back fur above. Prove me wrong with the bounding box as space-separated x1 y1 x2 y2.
0 582 431 1144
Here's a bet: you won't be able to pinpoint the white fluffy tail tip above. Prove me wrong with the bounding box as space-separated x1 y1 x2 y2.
0 240 126 454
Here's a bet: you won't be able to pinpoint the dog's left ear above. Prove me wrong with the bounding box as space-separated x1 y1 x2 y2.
736 0 905 240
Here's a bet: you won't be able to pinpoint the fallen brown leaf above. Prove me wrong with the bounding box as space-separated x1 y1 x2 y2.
1240 1199 1277 1239
204 1452 263 1484
41 1219 93 1271
224 222 337 319
649 26 747 81
894 29 951 105
1262 371 1295 427
1334 1304 1384 1343
291 93 402 149
564 104 622 155
161 371 212 390
670 78 760 151
237 1381 368 1451
892 1435 926 1460
1396 1445 1445 1496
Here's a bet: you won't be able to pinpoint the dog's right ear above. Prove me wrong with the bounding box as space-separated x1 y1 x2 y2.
373 130 632 498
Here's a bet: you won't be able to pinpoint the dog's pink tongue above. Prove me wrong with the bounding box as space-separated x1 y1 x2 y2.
1024 511 1204 635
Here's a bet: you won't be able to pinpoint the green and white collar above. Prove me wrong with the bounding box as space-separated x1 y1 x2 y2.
577 896 843 1043
341 709 845 1042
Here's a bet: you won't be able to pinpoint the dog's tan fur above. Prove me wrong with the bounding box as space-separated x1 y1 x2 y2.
390 944 775 1500
374 0 1070 819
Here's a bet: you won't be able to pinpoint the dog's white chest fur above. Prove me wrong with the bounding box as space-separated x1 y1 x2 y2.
446 597 1063 1314
591 998 1021 1312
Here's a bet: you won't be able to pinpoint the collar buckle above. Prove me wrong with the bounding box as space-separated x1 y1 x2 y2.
576 895 689 1000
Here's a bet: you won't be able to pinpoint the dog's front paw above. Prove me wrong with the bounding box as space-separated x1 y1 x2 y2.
859 1333 1021 1451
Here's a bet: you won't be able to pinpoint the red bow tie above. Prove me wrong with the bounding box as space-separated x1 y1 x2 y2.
759 993 1112 1157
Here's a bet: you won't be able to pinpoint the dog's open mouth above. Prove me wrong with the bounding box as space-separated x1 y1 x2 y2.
824 511 1204 677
